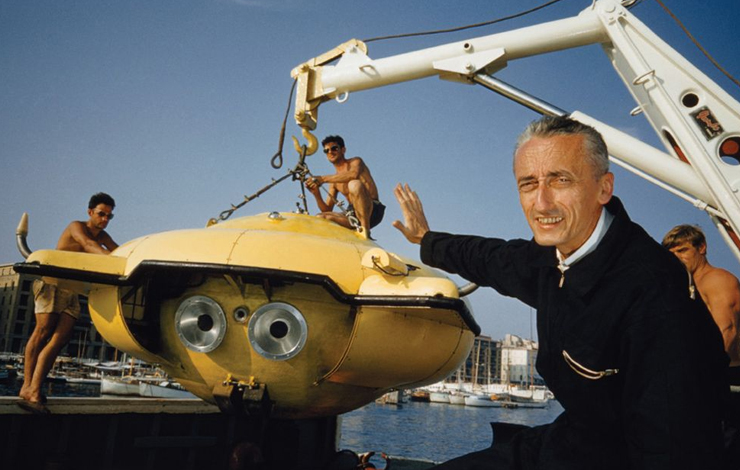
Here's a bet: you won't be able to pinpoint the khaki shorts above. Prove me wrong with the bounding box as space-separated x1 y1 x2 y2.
33 280 81 319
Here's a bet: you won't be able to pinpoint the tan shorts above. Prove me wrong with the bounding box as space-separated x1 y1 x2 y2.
33 280 81 319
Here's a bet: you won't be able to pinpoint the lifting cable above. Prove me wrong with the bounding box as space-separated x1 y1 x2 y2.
362 0 567 43
652 0 740 89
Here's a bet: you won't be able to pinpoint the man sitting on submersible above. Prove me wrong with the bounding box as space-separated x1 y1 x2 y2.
305 135 385 238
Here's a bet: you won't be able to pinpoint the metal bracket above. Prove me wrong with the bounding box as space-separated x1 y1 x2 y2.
291 39 368 131
434 47 507 83
212 374 273 417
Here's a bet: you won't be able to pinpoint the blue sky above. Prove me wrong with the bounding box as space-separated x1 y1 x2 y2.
1 0 739 340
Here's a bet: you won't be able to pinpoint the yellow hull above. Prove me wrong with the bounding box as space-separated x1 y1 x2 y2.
16 212 478 418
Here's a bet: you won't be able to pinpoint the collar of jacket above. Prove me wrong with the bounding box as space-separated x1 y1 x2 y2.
528 197 632 297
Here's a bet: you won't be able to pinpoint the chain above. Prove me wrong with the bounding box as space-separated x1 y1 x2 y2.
209 146 311 226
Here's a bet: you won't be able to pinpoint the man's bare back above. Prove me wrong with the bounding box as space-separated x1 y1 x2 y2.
694 266 740 365
663 225 740 365
57 221 116 253
56 202 118 254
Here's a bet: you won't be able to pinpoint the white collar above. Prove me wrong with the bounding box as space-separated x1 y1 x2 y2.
556 207 614 268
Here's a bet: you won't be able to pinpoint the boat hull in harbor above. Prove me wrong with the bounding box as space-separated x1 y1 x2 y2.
138 381 196 399
463 395 500 407
448 394 467 405
100 377 140 396
375 390 404 405
429 391 450 403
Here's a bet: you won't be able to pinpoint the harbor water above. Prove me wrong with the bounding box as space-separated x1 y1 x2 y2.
340 399 563 463
0 378 563 463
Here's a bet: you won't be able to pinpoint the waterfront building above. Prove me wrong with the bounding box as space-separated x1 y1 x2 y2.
499 334 542 387
0 263 119 361
458 335 498 386
443 333 542 388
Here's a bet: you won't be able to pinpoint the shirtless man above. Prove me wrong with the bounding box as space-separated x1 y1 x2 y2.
662 225 740 366
18 192 118 413
305 135 385 237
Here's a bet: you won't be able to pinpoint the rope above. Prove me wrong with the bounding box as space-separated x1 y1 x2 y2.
271 79 298 169
362 0 567 43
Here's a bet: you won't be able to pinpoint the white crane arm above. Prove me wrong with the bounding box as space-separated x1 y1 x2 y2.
293 0 740 261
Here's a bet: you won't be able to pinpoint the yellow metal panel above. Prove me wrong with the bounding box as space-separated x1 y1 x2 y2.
87 287 168 366
147 275 375 418
228 230 365 293
122 229 243 272
323 306 474 389
20 211 478 418
25 250 127 295
358 273 459 298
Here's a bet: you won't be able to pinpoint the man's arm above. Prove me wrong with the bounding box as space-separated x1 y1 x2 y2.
699 270 740 353
306 181 337 213
393 182 540 303
314 157 365 185
68 222 112 254
98 231 119 252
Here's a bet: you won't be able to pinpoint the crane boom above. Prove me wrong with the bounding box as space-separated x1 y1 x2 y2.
293 0 740 261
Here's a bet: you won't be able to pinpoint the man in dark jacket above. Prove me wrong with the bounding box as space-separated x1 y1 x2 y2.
393 116 727 469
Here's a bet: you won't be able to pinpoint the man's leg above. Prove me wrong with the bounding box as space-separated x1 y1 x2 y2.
23 313 76 403
347 180 373 234
19 313 59 401
317 211 353 228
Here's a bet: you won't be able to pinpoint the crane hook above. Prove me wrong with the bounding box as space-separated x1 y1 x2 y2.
292 127 318 157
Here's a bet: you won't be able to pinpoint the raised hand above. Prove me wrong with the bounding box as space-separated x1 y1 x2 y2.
392 183 430 244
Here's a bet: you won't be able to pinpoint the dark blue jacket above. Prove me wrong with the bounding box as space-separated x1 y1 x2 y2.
421 197 727 470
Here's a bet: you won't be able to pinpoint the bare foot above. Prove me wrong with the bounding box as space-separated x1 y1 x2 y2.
19 387 43 404
17 399 50 415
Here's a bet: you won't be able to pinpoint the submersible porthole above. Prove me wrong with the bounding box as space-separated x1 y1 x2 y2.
247 302 307 361
233 307 249 323
174 295 227 353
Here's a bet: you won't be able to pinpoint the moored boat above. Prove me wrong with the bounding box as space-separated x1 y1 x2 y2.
464 394 501 408
138 381 197 399
409 390 430 402
100 376 142 396
448 393 467 405
429 391 450 404
375 390 404 405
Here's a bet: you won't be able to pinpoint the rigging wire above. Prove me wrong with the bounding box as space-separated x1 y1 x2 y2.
652 0 740 89
362 0 567 43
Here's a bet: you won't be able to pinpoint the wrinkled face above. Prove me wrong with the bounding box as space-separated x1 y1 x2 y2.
88 203 114 230
514 134 613 257
323 142 345 163
668 241 706 274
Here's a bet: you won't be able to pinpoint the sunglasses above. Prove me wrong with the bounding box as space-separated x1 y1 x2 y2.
323 145 340 154
96 211 114 220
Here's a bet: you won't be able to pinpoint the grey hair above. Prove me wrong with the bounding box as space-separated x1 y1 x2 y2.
513 116 609 177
